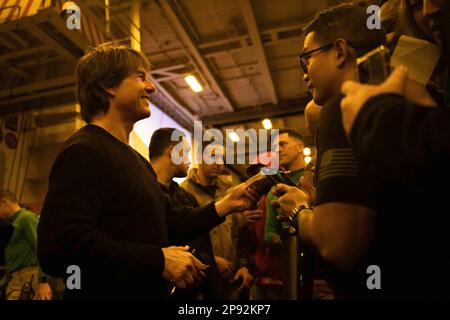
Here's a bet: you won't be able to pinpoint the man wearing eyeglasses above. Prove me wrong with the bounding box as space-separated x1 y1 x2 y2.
273 2 388 299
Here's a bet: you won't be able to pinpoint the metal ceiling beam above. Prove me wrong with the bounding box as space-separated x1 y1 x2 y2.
22 8 89 64
146 47 184 57
159 0 234 112
198 34 249 50
202 37 303 60
240 0 277 105
0 46 48 62
198 21 305 50
6 31 29 48
150 59 190 74
0 36 17 50
153 73 189 82
0 75 75 100
0 87 75 107
201 97 309 127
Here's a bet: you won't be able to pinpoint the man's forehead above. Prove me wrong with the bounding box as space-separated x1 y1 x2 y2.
276 133 290 141
303 32 319 51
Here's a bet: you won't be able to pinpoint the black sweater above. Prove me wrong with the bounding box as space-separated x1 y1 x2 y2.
349 94 450 186
349 94 450 298
37 125 224 299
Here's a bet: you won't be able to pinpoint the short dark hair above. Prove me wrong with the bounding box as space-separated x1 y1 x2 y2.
76 41 151 123
278 129 304 144
149 128 186 160
304 1 386 56
0 190 18 203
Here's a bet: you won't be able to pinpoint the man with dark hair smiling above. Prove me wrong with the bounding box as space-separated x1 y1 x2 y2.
271 2 388 299
339 0 450 298
37 42 256 300
274 0 450 299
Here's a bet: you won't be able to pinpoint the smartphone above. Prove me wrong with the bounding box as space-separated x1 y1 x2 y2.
356 45 391 84
245 168 297 199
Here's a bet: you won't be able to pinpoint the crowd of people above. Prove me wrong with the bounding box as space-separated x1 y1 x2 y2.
0 0 449 300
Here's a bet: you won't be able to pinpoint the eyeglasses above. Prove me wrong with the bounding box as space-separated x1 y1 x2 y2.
298 44 334 74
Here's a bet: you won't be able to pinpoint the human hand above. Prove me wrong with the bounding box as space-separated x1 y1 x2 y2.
215 183 258 217
237 209 263 228
33 283 52 300
299 176 316 205
270 184 309 221
231 267 253 292
162 246 205 289
215 256 234 279
341 66 409 136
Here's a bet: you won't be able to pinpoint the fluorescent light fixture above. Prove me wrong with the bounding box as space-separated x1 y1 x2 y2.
304 156 312 164
303 147 311 156
184 75 203 93
262 119 272 129
228 132 240 142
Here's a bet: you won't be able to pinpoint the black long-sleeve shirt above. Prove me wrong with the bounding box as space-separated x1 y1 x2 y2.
347 94 450 298
37 125 224 299
160 181 226 300
349 94 450 187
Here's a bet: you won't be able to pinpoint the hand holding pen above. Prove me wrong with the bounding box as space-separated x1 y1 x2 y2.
160 246 209 295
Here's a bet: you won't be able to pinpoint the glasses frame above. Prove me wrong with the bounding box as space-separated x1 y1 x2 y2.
298 44 334 74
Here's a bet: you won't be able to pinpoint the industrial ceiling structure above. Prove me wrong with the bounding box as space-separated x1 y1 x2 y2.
0 0 351 141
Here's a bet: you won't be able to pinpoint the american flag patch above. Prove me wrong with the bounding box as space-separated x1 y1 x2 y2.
318 148 359 181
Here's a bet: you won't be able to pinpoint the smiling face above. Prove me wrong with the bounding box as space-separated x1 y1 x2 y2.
302 32 341 106
301 3 387 105
108 67 156 123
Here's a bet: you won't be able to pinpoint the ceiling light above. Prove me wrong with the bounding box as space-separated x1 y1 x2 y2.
184 75 203 93
304 156 312 164
303 147 311 156
262 119 272 129
228 132 240 142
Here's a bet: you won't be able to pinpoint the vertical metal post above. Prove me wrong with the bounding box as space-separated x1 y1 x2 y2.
130 0 141 51
105 0 111 40
281 226 299 300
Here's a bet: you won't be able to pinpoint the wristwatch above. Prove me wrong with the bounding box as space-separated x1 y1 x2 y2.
289 204 312 230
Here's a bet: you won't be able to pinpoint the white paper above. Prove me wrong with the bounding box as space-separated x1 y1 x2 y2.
391 35 441 85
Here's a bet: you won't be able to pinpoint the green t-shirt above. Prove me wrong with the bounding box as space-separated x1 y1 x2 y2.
0 209 46 287
264 169 305 245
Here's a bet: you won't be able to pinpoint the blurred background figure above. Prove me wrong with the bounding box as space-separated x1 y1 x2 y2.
245 152 284 300
149 128 226 300
181 142 258 300
0 190 52 300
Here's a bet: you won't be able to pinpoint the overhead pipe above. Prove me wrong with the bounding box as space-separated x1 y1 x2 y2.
105 0 111 40
130 0 141 51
